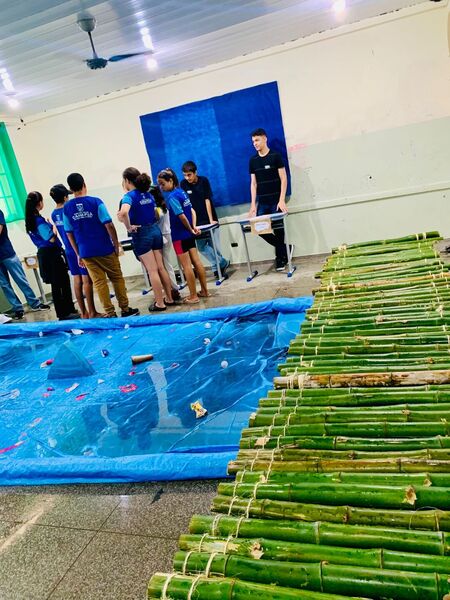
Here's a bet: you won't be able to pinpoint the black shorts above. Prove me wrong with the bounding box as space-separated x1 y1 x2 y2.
173 237 196 255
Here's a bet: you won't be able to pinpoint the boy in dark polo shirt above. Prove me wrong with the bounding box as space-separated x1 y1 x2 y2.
180 161 229 278
248 128 289 271
64 173 139 318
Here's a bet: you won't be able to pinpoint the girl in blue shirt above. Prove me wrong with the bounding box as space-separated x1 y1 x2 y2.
157 168 209 304
25 191 78 321
117 167 174 311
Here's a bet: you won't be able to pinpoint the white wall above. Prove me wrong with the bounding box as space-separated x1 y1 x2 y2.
6 1 450 280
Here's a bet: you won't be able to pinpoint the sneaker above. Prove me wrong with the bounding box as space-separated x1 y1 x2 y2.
276 259 286 271
121 307 140 318
12 310 24 320
31 303 51 311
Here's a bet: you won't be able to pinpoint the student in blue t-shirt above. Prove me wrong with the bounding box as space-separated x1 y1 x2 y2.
0 208 50 320
117 167 174 311
24 191 78 321
157 168 208 304
50 184 101 319
64 173 139 319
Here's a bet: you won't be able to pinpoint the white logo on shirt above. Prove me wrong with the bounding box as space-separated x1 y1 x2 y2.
264 165 271 169
187 190 192 194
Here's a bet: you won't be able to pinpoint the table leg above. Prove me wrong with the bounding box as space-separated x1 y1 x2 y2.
141 263 151 295
283 218 296 278
241 224 258 282
210 229 225 286
177 258 187 290
33 269 47 303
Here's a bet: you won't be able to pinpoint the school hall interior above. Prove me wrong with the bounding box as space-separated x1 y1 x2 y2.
0 1 449 599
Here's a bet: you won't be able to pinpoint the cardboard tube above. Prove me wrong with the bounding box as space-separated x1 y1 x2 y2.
131 354 154 365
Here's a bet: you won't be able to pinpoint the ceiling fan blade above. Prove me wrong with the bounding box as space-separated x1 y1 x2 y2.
108 51 153 63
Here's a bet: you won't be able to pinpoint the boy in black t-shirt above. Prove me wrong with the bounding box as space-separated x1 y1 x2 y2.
181 161 229 278
248 128 289 271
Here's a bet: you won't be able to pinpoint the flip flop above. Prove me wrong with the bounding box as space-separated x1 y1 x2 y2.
183 297 200 305
150 303 167 312
197 291 211 298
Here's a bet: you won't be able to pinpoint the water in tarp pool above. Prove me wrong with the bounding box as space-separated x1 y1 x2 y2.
0 298 312 484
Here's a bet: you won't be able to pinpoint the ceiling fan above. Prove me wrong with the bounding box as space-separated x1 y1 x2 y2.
77 12 153 70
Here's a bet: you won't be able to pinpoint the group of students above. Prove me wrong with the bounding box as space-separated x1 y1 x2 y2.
10 162 227 320
0 127 288 321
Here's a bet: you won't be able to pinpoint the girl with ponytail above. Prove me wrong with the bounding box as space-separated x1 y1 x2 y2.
118 167 174 311
25 191 78 320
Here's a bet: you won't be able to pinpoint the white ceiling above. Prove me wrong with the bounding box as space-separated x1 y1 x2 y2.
0 0 428 117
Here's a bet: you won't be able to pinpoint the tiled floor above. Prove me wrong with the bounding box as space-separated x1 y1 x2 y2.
0 255 322 600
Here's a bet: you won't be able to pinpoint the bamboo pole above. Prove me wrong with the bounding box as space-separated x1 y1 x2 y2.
189 514 449 555
173 550 450 600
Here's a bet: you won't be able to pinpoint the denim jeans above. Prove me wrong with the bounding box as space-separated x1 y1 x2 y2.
0 254 40 312
196 227 228 271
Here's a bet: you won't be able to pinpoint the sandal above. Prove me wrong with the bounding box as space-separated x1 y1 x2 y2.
197 291 211 298
149 302 167 312
164 298 175 306
182 297 200 305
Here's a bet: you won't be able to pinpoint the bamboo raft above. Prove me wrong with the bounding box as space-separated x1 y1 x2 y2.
148 231 450 600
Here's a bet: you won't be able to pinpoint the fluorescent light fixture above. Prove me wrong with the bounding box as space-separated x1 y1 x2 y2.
7 98 20 109
146 57 158 71
2 78 15 92
142 33 154 50
333 0 346 13
139 26 149 35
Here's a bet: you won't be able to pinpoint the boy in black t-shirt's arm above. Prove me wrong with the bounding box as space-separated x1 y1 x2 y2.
248 128 290 271
181 161 230 278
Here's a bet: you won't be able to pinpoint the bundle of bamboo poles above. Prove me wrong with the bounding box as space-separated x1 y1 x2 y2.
148 231 450 600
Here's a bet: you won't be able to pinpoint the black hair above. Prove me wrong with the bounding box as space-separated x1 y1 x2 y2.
122 167 152 193
150 185 167 213
182 160 197 173
251 128 267 138
25 191 43 233
157 167 179 188
67 172 85 193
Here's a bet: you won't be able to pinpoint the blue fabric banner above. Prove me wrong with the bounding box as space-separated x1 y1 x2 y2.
140 81 290 207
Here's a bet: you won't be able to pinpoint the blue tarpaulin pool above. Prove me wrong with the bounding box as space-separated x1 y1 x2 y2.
0 297 312 485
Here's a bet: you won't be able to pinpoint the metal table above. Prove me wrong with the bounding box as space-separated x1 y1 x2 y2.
196 223 226 285
236 212 296 281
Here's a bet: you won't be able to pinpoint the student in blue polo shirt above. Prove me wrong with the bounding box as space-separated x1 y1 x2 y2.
24 191 78 321
0 208 49 319
50 184 101 319
117 167 174 312
64 173 139 318
157 168 208 305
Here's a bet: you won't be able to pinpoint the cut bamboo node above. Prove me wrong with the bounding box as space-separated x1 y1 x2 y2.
404 485 417 506
250 542 264 559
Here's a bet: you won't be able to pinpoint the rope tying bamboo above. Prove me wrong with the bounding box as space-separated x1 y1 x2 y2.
161 573 177 599
204 553 218 578
187 574 203 600
210 514 221 537
234 515 246 538
181 551 194 575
